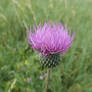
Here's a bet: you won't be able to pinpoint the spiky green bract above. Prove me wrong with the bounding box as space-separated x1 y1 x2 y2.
40 53 60 68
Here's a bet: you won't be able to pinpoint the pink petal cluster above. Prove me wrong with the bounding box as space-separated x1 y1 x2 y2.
28 22 75 55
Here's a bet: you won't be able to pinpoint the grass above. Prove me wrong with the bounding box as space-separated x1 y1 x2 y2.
0 0 92 92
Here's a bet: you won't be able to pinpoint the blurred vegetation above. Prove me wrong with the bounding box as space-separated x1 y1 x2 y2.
0 0 92 92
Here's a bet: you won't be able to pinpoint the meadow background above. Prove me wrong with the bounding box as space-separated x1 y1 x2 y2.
0 0 92 92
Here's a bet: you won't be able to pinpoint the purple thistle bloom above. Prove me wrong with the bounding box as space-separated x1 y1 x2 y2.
28 22 75 55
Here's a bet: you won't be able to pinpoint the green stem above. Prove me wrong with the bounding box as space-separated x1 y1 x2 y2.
44 68 50 92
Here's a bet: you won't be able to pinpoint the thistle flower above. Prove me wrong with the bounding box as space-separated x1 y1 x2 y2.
28 22 75 68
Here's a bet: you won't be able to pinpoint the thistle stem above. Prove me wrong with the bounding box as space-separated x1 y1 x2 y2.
44 68 50 92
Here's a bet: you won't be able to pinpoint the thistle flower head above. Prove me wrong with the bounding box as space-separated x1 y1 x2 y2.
28 22 75 68
28 22 75 55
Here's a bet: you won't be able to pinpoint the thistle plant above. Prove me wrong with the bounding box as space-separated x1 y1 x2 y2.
27 22 75 92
